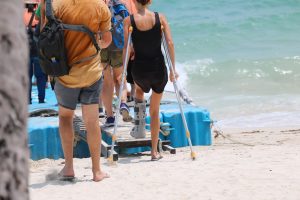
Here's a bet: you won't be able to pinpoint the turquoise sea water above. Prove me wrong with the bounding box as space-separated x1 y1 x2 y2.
151 0 300 128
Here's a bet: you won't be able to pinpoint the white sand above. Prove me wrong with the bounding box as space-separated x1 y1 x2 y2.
29 127 300 200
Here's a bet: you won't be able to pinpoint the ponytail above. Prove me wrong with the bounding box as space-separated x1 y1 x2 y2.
136 0 150 6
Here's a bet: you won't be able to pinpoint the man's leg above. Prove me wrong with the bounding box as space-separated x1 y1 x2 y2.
82 103 109 181
101 64 114 118
54 80 80 177
113 66 132 122
28 58 33 104
113 66 127 103
98 97 104 117
58 106 75 177
99 49 114 123
82 78 109 182
149 91 163 159
33 57 47 103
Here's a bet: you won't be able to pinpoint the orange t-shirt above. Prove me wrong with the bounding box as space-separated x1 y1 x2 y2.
53 0 111 88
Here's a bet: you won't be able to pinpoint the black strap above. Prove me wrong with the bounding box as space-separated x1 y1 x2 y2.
45 0 55 21
45 0 101 66
130 15 136 29
154 12 160 27
130 13 160 30
28 11 36 31
62 24 101 66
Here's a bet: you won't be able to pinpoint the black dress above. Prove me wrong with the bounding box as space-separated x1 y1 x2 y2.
129 12 168 93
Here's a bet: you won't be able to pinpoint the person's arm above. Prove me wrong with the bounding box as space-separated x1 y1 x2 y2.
99 31 112 48
40 0 45 31
120 0 131 14
122 17 132 65
123 0 137 14
98 3 112 48
160 13 178 82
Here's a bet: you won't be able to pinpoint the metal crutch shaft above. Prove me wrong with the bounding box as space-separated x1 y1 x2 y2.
108 26 133 162
161 26 196 160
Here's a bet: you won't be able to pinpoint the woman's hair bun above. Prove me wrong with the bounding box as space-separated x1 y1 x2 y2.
136 0 150 6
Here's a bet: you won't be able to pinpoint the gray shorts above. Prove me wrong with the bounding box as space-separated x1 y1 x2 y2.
54 77 103 110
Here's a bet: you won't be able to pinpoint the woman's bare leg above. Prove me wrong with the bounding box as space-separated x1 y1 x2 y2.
149 91 163 159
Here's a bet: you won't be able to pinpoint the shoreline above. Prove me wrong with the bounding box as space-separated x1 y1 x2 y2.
29 126 300 200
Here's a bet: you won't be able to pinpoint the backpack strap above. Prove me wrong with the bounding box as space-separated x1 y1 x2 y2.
130 15 136 29
62 24 101 66
45 0 55 21
28 11 36 29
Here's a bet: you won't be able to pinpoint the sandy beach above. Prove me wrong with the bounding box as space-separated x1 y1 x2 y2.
29 126 300 200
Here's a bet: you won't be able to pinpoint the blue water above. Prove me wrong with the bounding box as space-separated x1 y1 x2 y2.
151 0 300 128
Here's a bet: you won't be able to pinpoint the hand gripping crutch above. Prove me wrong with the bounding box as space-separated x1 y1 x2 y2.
107 26 133 163
161 26 196 160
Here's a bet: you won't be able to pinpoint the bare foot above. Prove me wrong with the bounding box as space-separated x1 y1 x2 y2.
151 152 163 161
93 171 110 182
59 166 75 177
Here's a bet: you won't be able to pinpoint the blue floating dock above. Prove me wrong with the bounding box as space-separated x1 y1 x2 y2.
160 104 211 147
28 86 211 160
28 117 62 160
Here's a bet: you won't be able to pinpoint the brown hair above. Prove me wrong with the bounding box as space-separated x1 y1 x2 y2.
136 0 150 6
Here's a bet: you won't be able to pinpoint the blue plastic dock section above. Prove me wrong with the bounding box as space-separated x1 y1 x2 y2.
28 86 211 160
28 117 62 160
28 116 90 160
28 86 61 160
160 104 211 147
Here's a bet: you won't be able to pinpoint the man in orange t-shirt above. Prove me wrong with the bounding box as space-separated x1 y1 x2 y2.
40 0 112 182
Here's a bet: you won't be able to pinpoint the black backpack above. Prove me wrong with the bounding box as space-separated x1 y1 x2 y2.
38 0 100 77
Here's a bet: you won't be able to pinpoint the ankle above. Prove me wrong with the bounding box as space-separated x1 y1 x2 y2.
92 167 101 174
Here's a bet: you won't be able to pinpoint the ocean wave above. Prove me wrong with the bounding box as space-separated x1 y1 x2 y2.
151 0 300 125
170 57 300 101
180 57 300 79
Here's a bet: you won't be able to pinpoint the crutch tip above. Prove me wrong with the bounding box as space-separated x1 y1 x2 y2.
191 152 196 160
107 156 117 166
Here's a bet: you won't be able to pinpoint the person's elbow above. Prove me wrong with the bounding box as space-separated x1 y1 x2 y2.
101 31 112 49
168 39 175 50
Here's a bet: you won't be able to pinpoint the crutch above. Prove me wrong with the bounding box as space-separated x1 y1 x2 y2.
107 26 133 163
161 26 196 160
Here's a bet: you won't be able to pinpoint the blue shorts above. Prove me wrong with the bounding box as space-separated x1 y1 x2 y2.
54 77 103 110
